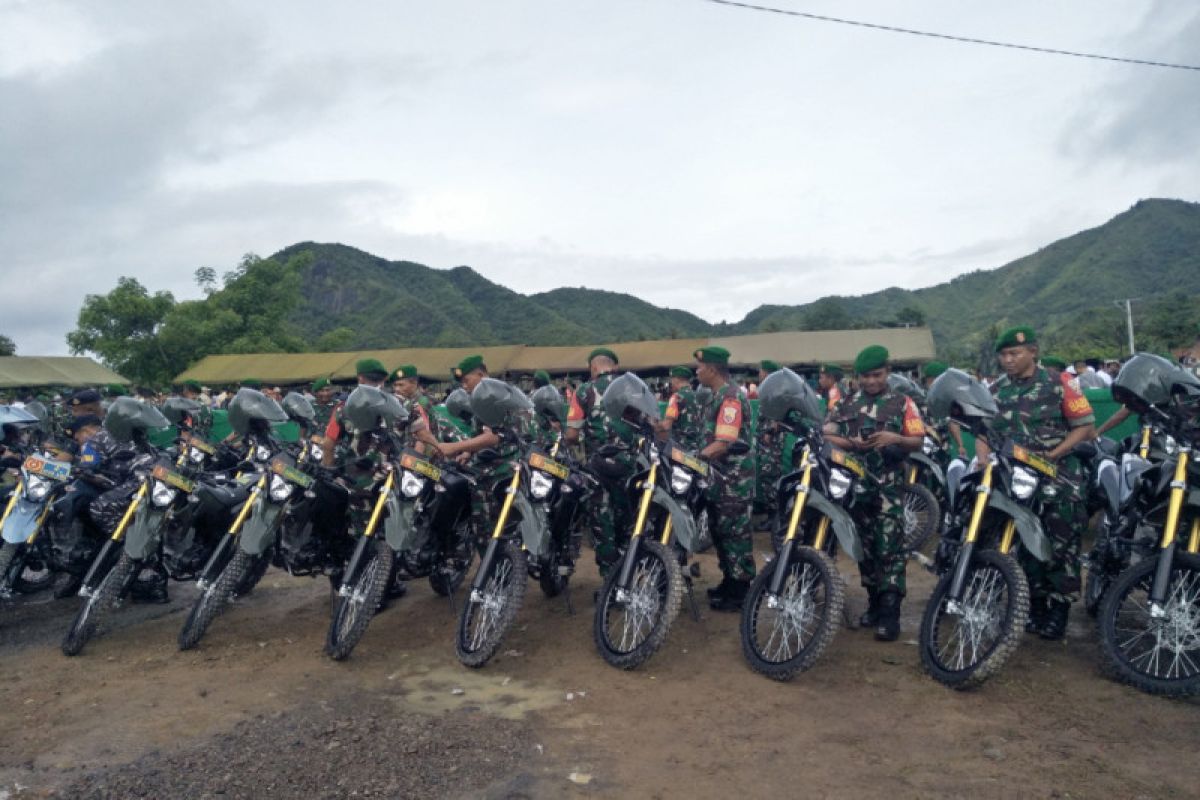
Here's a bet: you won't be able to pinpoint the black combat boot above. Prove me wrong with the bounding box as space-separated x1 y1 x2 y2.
859 589 880 628
52 573 83 600
709 579 750 612
129 572 169 605
1038 599 1070 640
706 576 735 602
1026 596 1048 633
874 591 901 641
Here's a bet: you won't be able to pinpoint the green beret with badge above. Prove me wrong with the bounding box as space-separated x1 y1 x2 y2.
669 366 693 379
393 365 418 380
994 326 1037 352
311 377 330 392
922 361 948 379
182 379 203 393
1041 355 1067 370
587 347 618 365
853 345 889 375
820 363 844 378
693 346 730 365
456 355 485 376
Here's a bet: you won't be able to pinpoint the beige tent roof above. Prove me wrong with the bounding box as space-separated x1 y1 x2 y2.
0 356 130 389
175 328 936 384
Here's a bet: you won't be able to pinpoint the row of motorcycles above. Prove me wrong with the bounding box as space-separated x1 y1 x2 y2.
3 353 1197 698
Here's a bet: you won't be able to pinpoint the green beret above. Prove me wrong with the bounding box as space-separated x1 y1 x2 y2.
760 360 781 373
693 346 730 365
456 355 485 375
393 364 418 380
311 378 330 392
533 370 551 387
994 326 1037 352
355 359 387 378
241 378 262 389
587 347 618 365
182 380 202 393
922 361 948 379
820 363 844 378
104 383 127 397
669 366 693 379
853 345 889 375
1041 356 1067 370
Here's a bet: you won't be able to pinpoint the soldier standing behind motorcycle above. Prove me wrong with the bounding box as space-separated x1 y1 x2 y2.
755 360 784 524
657 366 705 452
818 364 848 414
565 348 635 578
977 327 1096 639
693 346 758 612
391 365 441 445
823 345 925 641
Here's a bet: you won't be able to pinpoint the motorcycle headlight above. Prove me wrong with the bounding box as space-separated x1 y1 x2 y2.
254 445 272 462
269 474 292 502
188 446 207 464
401 470 426 499
923 437 937 457
670 466 693 495
530 470 555 500
1011 466 1039 500
24 474 50 501
310 443 324 462
151 480 178 508
1162 435 1179 456
828 468 852 499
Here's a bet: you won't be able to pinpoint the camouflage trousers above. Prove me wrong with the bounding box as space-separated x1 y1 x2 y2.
1020 489 1085 604
855 476 907 597
756 431 784 517
468 459 516 555
706 457 756 583
583 471 634 577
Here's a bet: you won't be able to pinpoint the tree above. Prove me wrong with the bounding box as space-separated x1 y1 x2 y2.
894 306 926 327
194 266 218 296
315 327 356 352
0 334 15 356
802 298 853 331
67 277 176 384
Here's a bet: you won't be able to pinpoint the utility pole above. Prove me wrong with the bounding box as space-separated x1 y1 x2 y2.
1114 298 1139 355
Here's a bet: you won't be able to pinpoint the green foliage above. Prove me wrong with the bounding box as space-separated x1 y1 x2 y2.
315 327 357 352
67 277 176 385
0 334 15 356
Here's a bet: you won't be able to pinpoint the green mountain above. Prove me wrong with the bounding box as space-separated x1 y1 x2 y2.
532 287 711 340
731 198 1200 354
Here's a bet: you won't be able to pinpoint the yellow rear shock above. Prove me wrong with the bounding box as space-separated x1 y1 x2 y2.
364 470 396 539
110 482 149 543
1161 450 1191 549
631 462 659 539
489 469 521 540
964 461 994 544
783 447 813 543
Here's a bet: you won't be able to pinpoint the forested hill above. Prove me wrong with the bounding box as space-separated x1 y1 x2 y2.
275 243 711 348
729 199 1200 356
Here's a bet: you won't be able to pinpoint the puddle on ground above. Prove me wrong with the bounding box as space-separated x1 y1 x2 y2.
385 663 563 720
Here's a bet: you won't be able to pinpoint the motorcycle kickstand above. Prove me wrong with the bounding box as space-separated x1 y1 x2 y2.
564 584 575 616
683 576 701 622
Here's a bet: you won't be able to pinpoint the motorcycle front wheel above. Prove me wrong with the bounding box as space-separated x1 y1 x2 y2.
920 548 1028 689
1098 551 1200 696
740 545 844 681
62 552 136 657
325 539 394 661
593 538 682 670
0 542 53 596
455 540 528 668
178 550 256 651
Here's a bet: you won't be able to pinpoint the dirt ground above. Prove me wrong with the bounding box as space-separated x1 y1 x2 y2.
1 533 1198 800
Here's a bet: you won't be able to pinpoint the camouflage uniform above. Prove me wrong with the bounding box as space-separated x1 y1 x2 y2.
410 393 440 442
755 414 784 517
990 368 1094 604
664 386 705 452
568 372 636 575
829 389 925 596
702 383 757 582
434 405 472 444
312 401 337 434
464 417 521 551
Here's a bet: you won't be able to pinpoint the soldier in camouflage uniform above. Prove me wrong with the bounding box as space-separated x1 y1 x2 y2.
818 364 847 416
310 378 337 433
529 372 566 452
657 366 704 452
755 360 784 521
692 346 757 610
178 380 214 440
566 348 636 577
391 365 442 451
436 387 474 444
980 326 1096 639
824 345 926 641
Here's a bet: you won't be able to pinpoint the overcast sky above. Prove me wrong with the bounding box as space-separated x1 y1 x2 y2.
2 0 1198 355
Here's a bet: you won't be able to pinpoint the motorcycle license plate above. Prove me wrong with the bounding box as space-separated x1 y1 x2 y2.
23 456 72 481
271 458 314 488
400 453 441 482
829 448 865 478
669 447 709 477
152 464 196 493
185 434 216 455
529 452 569 480
1011 445 1058 478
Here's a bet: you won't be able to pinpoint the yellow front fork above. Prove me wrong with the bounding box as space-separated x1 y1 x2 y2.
783 446 813 543
227 475 266 537
1139 425 1152 460
964 461 995 545
0 479 22 531
364 470 396 539
1186 518 1200 555
631 462 659 539
1162 450 1191 549
998 520 1017 554
489 469 521 540
908 464 918 485
110 482 149 543
812 517 830 551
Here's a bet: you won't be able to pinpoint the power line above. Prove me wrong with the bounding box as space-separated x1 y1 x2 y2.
700 0 1200 72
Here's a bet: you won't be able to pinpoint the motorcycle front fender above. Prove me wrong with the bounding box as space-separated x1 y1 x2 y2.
987 491 1053 562
383 492 419 553
806 489 864 562
511 491 550 558
238 499 284 556
2 498 44 544
124 504 168 561
651 486 700 553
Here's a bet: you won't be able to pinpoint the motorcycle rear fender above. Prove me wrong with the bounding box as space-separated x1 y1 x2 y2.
805 489 864 562
908 453 945 486
238 498 284 556
651 486 700 552
986 491 1053 562
2 498 43 544
124 504 168 561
